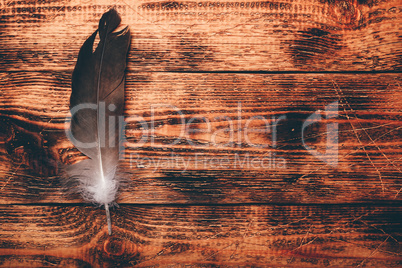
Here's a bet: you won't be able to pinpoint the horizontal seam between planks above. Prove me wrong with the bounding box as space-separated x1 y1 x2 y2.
1 201 401 207
1 70 402 75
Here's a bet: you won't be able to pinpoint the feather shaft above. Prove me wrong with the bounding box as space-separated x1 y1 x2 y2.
96 17 112 234
105 203 112 235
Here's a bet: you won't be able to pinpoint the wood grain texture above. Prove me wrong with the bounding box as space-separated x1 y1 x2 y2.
0 72 401 204
0 205 401 267
0 0 401 72
0 0 401 266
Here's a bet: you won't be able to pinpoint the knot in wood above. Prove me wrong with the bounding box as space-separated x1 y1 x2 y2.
103 237 124 257
329 0 362 27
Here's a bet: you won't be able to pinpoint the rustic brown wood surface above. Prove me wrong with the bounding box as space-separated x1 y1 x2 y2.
0 205 401 267
1 0 401 72
0 0 401 267
1 72 401 205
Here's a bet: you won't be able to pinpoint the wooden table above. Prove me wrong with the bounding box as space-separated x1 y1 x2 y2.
0 0 401 266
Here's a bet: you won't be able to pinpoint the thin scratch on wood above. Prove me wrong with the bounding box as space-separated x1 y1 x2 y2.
359 220 399 243
0 162 22 192
284 208 383 260
229 219 253 260
334 79 402 171
297 125 402 183
331 237 398 256
0 0 14 13
332 80 385 194
203 242 238 261
290 223 316 249
277 121 397 149
394 187 402 199
355 235 390 268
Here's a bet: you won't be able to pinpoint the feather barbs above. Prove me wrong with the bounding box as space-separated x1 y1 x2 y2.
65 8 130 235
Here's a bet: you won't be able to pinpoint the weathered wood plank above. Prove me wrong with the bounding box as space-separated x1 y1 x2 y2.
1 72 401 204
0 204 400 267
0 0 401 72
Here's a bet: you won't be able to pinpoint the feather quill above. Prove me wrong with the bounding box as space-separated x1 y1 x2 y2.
66 9 130 235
